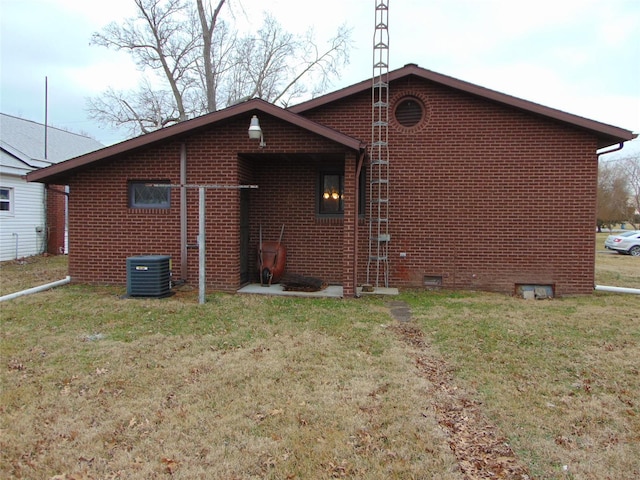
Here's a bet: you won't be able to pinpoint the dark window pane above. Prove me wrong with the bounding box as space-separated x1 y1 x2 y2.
0 188 10 211
129 182 170 209
320 173 343 214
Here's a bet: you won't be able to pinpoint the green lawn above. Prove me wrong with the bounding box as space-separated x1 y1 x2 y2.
1 252 639 479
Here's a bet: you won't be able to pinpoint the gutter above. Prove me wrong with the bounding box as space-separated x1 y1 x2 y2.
597 142 624 157
354 150 366 297
594 284 640 295
0 276 71 302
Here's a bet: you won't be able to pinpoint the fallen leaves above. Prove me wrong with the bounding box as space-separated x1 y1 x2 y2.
7 359 26 371
252 407 284 423
391 322 532 480
161 457 179 475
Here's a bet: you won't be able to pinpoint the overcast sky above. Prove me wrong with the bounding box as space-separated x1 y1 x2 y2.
1 0 639 151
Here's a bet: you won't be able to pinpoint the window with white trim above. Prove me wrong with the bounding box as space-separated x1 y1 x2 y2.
0 187 13 214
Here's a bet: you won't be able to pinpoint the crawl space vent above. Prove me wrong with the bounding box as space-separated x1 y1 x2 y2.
126 255 171 298
516 284 554 300
423 275 443 288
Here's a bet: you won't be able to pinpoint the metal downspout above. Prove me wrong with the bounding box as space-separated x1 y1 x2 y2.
595 146 640 295
180 143 188 281
354 150 366 297
43 184 48 255
12 233 19 260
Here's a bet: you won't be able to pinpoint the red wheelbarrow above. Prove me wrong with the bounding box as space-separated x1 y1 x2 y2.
258 225 286 286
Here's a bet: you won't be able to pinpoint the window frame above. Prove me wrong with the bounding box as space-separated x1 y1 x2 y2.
316 169 366 217
0 187 14 215
318 171 344 216
128 180 171 209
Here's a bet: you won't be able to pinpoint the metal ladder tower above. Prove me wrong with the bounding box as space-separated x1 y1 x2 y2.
367 0 390 288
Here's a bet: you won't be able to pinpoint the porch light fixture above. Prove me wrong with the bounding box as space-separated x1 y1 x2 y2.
248 115 266 148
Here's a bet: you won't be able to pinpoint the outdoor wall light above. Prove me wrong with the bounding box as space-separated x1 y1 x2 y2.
248 115 266 148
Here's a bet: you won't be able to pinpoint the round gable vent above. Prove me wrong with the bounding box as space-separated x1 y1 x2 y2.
394 98 423 127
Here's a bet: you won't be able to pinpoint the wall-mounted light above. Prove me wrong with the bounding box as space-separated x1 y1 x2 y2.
248 115 266 148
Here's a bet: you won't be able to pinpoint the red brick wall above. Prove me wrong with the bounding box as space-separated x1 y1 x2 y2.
46 184 67 255
301 77 599 295
66 115 353 293
68 142 183 286
65 78 600 296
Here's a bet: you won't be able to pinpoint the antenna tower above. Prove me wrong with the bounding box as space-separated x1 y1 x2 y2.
367 0 390 288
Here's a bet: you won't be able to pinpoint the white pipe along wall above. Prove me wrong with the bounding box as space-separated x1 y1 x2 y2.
2 278 638 301
594 285 640 295
0 276 71 302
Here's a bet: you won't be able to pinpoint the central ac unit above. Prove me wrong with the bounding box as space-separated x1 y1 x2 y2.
126 255 171 298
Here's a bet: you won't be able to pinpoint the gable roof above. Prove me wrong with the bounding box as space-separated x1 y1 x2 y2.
0 113 104 176
290 63 636 149
26 99 365 184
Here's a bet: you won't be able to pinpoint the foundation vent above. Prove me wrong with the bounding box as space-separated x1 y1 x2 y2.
423 275 443 288
516 284 554 300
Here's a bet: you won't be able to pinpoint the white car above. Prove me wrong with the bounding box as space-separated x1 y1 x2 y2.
604 230 640 256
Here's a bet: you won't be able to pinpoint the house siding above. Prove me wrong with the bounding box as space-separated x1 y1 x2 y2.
1 113 103 262
0 174 47 261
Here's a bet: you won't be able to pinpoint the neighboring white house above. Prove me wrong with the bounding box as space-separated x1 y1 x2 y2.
0 113 103 261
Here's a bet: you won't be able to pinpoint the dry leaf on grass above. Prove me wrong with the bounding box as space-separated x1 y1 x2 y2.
161 457 179 474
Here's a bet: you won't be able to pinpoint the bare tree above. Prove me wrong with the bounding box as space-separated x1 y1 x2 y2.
225 16 351 107
195 0 229 112
619 153 640 228
597 161 632 231
88 0 352 137
90 0 201 125
88 82 181 136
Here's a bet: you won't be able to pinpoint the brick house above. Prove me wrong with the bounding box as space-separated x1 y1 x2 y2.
27 64 636 297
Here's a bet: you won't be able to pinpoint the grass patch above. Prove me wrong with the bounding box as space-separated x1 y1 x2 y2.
1 249 639 479
0 255 69 297
595 232 640 289
1 289 459 479
407 290 640 479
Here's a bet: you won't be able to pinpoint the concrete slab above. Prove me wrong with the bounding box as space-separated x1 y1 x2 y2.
357 286 399 296
237 284 400 298
387 300 412 322
237 283 344 298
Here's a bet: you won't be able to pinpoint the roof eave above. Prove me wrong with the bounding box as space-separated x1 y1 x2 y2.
26 99 365 184
290 63 636 148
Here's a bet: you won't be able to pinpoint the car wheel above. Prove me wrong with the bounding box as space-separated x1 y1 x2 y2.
630 245 640 256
